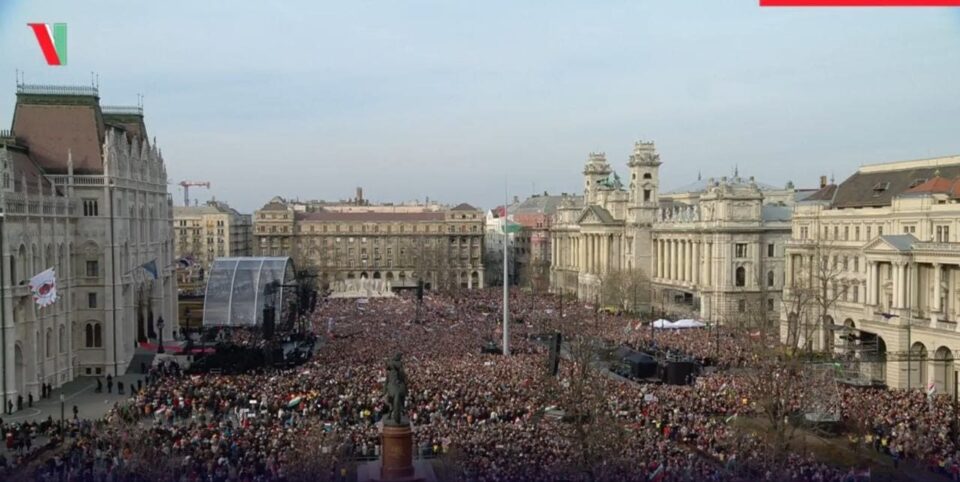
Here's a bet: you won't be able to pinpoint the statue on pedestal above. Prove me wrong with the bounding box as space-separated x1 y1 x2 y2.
384 353 408 426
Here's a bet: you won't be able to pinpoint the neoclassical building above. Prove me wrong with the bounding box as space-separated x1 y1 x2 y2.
651 176 795 324
0 84 178 410
254 195 485 291
550 141 661 301
782 154 960 393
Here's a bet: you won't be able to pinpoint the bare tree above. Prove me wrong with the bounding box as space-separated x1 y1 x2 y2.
599 268 650 315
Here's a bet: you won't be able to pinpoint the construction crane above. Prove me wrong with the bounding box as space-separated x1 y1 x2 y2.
179 180 211 206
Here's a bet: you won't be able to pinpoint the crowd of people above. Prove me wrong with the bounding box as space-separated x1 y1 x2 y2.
4 288 958 481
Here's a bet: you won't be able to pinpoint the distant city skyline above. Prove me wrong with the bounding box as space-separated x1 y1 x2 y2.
2 1 960 212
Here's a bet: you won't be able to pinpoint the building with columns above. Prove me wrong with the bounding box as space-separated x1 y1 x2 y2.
0 84 178 412
782 154 960 394
651 176 796 324
550 141 662 302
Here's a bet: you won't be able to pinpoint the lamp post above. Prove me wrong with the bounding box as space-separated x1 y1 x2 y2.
59 393 64 444
157 317 165 354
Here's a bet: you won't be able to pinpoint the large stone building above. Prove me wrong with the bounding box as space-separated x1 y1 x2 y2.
782 155 960 394
651 176 796 324
0 84 178 409
485 193 565 289
173 200 252 286
254 195 484 291
550 142 662 301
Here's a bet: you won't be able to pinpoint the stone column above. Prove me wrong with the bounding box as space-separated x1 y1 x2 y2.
894 262 904 308
656 239 663 279
682 240 689 283
668 240 675 280
933 263 942 312
866 262 874 306
693 241 700 285
601 234 609 275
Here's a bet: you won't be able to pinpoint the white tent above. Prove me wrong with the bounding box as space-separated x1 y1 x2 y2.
652 319 707 329
672 319 707 329
652 319 674 328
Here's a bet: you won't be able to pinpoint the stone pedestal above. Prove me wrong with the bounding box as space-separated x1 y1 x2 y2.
381 424 417 480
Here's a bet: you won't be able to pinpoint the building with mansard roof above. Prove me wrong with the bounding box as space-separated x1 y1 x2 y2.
782 154 960 393
0 84 177 411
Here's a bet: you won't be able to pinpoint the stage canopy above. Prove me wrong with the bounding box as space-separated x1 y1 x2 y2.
203 257 296 328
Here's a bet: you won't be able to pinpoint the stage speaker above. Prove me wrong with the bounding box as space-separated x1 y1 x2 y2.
546 332 562 376
657 363 667 382
666 361 695 385
417 280 424 301
262 305 275 341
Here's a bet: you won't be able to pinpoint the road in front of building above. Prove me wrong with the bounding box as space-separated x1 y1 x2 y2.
3 372 148 425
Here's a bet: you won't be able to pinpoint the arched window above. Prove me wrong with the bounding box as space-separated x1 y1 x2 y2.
735 267 746 287
643 173 652 179
59 325 65 353
767 270 775 287
85 324 94 347
94 324 102 347
45 328 52 357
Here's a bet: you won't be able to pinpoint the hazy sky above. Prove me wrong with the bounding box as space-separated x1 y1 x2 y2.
2 1 959 212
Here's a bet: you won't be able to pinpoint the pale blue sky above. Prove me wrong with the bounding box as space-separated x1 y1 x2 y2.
1 1 959 212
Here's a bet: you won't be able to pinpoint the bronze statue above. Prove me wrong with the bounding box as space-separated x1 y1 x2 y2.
384 353 408 426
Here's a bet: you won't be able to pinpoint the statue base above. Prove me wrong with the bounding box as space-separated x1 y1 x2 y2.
356 423 435 482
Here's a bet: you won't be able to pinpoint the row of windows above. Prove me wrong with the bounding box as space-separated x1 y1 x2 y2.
733 267 779 288
733 243 777 259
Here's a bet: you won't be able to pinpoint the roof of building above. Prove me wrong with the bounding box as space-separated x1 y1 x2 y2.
802 184 838 203
11 86 107 174
901 175 960 198
509 195 567 216
830 156 960 208
451 202 478 211
2 145 60 195
576 205 618 225
174 200 245 218
662 176 780 195
879 234 918 252
296 210 446 222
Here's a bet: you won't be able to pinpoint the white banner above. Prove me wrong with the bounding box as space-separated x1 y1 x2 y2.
29 268 57 308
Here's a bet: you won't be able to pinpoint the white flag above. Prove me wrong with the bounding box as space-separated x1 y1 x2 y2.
29 268 57 308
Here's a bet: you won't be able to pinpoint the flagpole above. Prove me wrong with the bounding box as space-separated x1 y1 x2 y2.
503 178 510 357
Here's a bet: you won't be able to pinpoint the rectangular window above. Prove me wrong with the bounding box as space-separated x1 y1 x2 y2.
643 189 651 202
82 199 99 217
855 226 860 241
853 257 859 272
767 298 774 312
735 244 748 258
738 299 746 312
844 226 849 240
88 293 97 308
866 226 871 240
767 243 775 257
936 226 950 243
834 226 839 239
85 260 99 277
878 226 884 236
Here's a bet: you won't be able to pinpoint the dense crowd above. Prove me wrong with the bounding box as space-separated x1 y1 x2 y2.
4 289 958 481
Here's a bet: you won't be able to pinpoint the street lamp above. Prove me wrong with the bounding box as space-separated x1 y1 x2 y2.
157 317 165 354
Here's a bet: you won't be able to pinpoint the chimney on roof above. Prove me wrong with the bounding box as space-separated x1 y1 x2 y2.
820 176 827 188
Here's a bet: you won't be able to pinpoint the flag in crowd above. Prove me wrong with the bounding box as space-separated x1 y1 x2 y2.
29 268 57 307
176 255 196 269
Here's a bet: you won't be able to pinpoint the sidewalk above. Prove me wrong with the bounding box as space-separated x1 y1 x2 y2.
4 372 147 425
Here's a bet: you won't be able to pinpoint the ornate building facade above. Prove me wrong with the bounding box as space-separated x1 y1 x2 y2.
550 141 661 301
782 155 960 393
254 196 484 291
651 177 794 324
0 85 178 411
